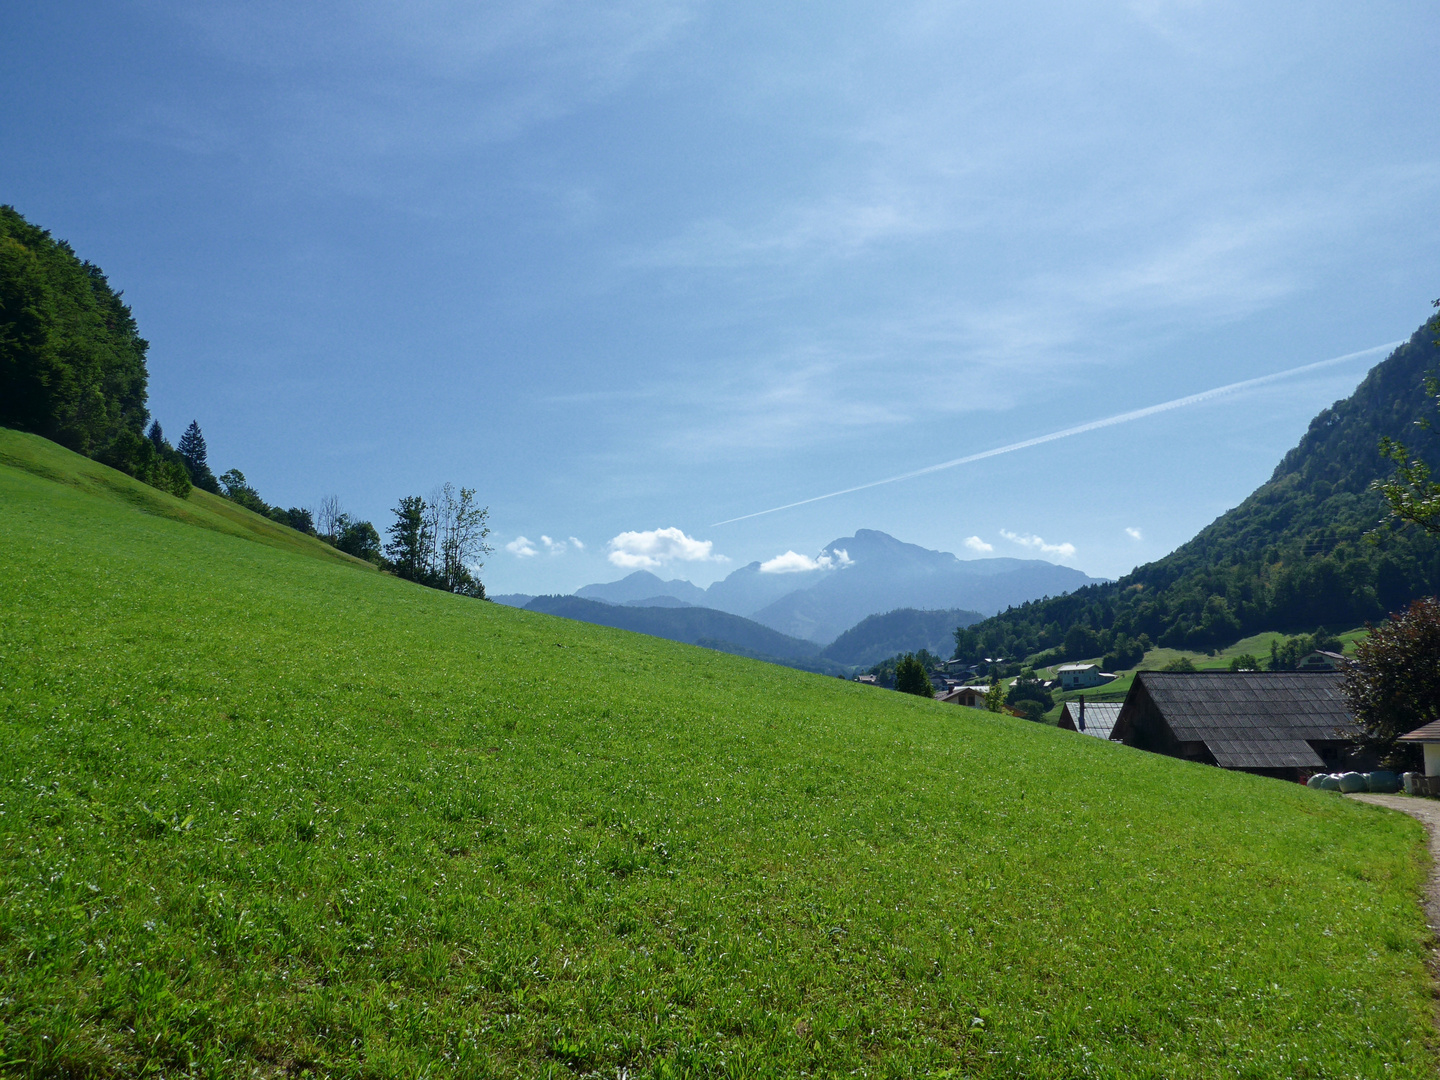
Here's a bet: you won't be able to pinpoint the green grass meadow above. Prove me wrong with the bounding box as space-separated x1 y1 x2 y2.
0 428 1436 1077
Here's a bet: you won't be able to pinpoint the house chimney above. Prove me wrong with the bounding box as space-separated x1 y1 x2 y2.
1078 696 1086 731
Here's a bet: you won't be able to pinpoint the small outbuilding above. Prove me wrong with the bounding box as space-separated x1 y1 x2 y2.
1398 720 1440 776
1058 698 1122 739
1110 671 1367 783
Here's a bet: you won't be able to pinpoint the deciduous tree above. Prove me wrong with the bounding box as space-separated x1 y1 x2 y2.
316 495 343 541
1341 597 1440 767
428 483 491 597
218 469 268 515
336 517 382 564
894 653 933 697
984 680 1005 713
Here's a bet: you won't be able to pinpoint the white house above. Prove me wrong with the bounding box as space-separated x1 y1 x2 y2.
1296 650 1346 671
1055 663 1115 690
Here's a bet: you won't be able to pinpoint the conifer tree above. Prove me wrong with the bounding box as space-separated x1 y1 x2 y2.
386 496 435 584
178 421 206 472
177 421 219 493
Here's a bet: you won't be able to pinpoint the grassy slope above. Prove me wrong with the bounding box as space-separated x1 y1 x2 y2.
0 436 1435 1078
0 428 375 571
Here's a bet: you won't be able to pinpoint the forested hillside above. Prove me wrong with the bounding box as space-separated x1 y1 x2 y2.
0 205 193 495
956 314 1440 666
820 607 984 668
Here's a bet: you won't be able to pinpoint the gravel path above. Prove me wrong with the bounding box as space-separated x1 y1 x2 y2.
1348 793 1440 932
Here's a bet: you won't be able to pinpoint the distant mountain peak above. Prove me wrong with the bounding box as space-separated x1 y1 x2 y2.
568 528 1104 646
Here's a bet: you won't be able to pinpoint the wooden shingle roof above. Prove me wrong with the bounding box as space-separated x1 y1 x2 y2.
1119 671 1354 769
1399 719 1440 743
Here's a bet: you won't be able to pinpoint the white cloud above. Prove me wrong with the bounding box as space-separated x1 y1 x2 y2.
608 527 725 570
1000 529 1076 560
964 536 994 553
511 534 580 556
759 547 854 574
1125 527 1143 541
506 536 538 557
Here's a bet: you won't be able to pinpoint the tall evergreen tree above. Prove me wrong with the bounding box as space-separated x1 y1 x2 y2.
178 420 206 471
176 420 219 493
386 496 435 584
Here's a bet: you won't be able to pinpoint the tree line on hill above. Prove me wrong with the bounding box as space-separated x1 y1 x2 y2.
139 417 492 596
0 205 492 598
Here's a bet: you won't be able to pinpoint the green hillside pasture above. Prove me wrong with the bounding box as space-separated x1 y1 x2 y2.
0 427 373 571
0 450 1435 1077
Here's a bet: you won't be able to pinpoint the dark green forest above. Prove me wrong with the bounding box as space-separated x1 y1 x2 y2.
0 205 195 496
954 314 1440 667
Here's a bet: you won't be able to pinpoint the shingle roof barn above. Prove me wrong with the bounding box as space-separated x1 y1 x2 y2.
1111 671 1362 781
1058 700 1121 739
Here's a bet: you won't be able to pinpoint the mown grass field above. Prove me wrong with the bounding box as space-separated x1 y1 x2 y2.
0 428 1435 1078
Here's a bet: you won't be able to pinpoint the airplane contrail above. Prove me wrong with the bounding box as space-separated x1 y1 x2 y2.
710 341 1404 528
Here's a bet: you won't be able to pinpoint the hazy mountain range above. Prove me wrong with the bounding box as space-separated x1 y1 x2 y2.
574 530 1098 644
498 530 1102 654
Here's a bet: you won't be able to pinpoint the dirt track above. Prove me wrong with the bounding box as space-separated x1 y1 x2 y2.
1348 793 1440 932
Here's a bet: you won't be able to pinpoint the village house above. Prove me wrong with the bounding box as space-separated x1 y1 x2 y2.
1058 697 1122 739
937 685 990 709
1296 650 1347 671
1110 670 1367 783
1055 663 1115 690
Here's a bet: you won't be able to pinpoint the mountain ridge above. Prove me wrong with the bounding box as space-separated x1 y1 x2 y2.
955 315 1440 666
819 607 987 668
521 594 848 676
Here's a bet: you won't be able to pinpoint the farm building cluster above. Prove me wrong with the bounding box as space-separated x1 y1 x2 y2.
853 646 1440 787
949 663 1411 786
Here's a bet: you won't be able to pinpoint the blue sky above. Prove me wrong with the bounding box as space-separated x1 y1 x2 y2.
5 1 1438 594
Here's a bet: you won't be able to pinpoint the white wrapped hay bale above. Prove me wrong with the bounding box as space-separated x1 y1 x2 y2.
1336 772 1368 793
